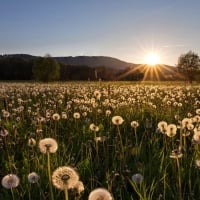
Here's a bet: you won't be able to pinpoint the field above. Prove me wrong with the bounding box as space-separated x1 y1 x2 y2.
0 81 200 200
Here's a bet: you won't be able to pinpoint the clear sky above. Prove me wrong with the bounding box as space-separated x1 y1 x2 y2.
1 0 200 66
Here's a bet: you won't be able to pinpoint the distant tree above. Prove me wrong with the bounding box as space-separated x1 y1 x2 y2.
32 56 60 82
177 51 200 82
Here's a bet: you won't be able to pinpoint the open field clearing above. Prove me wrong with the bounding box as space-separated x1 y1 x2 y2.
0 81 200 200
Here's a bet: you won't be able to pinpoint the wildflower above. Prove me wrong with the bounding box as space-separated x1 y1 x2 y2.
193 115 200 123
157 121 168 134
73 112 81 119
186 123 194 130
112 116 124 125
82 112 87 117
38 138 58 154
181 118 192 128
0 127 9 137
61 112 67 119
52 166 79 190
94 90 101 99
2 110 10 118
196 108 200 115
130 121 139 128
94 136 108 142
28 172 40 183
46 112 51 119
132 173 144 184
193 131 200 144
170 147 183 159
52 113 60 121
1 174 20 189
105 110 111 116
195 159 200 168
28 138 36 147
74 180 85 194
88 188 113 200
89 123 99 132
166 124 177 137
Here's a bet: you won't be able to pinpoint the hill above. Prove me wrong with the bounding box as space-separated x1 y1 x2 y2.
0 54 184 81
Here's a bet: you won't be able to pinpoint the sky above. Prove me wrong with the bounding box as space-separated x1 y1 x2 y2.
1 0 200 66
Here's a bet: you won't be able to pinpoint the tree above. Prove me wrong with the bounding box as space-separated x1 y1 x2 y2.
177 51 200 82
32 56 60 82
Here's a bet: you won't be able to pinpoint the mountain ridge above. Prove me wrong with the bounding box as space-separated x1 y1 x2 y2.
0 54 182 81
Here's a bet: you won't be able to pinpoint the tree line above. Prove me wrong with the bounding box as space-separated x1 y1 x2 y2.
0 51 200 82
0 56 144 81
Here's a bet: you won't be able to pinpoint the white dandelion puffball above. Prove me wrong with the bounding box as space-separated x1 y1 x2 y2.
52 166 79 190
38 138 58 154
88 188 113 200
131 121 139 128
1 174 20 189
157 121 168 134
166 124 177 137
112 116 124 125
89 123 100 132
132 173 144 184
52 113 61 121
73 112 81 119
74 181 85 194
28 172 40 183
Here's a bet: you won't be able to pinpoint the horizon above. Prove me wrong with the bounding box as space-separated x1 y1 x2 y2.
1 1 200 66
1 53 176 67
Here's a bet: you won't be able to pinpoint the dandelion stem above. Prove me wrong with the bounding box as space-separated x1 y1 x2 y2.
134 128 138 146
11 188 15 200
176 158 182 200
47 152 54 200
64 188 69 200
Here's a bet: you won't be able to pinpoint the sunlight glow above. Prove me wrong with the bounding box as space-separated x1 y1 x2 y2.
144 53 160 66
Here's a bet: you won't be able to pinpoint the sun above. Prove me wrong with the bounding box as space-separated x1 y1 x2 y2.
144 53 160 66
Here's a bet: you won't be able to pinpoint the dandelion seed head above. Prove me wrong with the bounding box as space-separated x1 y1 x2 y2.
28 172 40 183
89 123 99 132
1 174 20 189
52 166 79 190
73 112 81 119
132 173 144 184
38 138 58 154
157 121 168 134
166 124 177 137
28 138 36 147
112 116 124 125
130 121 139 128
170 148 183 159
88 188 113 200
52 113 60 121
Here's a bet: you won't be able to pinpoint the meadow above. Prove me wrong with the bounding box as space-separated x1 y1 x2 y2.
0 81 200 200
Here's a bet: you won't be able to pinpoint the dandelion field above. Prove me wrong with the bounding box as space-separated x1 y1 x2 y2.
0 81 200 200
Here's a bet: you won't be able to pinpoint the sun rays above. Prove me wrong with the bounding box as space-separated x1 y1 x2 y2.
116 63 180 81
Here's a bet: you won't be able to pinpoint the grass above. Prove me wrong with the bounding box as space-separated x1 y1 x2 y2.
0 81 200 199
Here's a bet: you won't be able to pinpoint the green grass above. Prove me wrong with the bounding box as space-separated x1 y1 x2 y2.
0 81 200 199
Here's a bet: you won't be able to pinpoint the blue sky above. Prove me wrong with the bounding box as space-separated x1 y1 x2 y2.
1 0 200 66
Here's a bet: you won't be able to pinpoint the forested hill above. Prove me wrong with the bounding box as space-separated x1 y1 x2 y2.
0 54 183 81
1 54 132 69
55 56 132 70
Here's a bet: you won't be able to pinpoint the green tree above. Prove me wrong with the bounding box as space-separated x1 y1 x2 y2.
177 50 200 82
32 56 60 82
